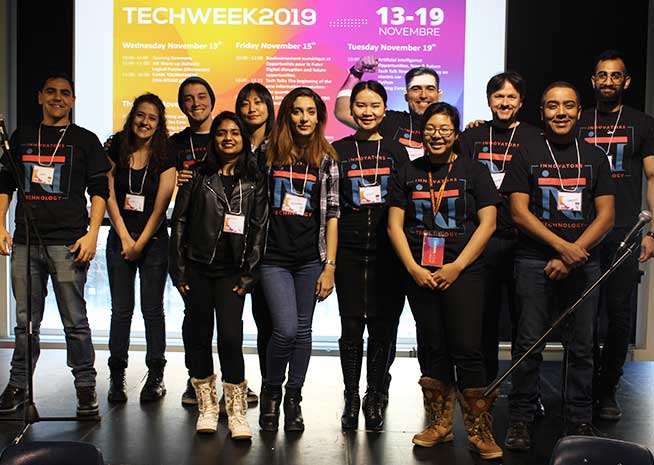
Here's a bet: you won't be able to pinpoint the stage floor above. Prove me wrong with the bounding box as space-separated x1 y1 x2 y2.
0 349 652 465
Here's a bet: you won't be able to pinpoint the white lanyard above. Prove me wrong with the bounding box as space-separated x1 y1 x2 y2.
593 106 623 158
37 124 69 167
354 139 381 186
128 160 149 195
545 138 581 193
189 134 207 162
288 161 310 196
488 124 517 173
221 174 243 215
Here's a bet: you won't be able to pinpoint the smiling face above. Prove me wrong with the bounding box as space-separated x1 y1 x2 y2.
541 86 581 140
592 58 631 106
131 102 160 142
405 74 441 116
239 90 269 130
423 113 458 159
38 78 75 125
290 96 318 142
488 80 523 125
213 118 244 162
181 83 213 127
351 88 386 132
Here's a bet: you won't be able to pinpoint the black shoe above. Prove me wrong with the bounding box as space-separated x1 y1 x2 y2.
107 369 127 403
247 387 259 406
362 390 384 431
0 385 25 414
259 383 282 431
181 378 197 405
504 421 531 451
339 338 363 430
363 338 389 431
597 388 622 421
341 389 361 430
284 387 304 432
76 386 99 416
567 422 596 437
381 372 391 407
140 360 166 402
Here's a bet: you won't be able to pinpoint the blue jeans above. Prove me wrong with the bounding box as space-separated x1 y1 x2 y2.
9 244 96 387
259 260 322 389
509 256 600 425
106 229 167 369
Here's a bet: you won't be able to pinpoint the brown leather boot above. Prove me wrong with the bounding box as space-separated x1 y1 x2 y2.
457 387 503 460
412 377 456 447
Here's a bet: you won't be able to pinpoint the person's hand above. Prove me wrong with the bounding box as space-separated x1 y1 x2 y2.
177 284 190 296
555 240 589 267
431 263 463 290
315 267 335 301
122 241 143 261
639 234 654 262
465 119 486 130
103 135 113 152
0 226 12 256
69 232 98 262
409 264 437 289
354 56 379 74
232 285 247 296
544 258 570 280
177 169 193 186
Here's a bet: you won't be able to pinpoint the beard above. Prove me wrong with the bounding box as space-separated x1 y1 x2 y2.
594 85 623 107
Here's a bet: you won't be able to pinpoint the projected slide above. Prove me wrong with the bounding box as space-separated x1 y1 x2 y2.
75 1 506 140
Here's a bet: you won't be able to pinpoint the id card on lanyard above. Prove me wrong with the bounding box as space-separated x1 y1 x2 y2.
420 161 454 267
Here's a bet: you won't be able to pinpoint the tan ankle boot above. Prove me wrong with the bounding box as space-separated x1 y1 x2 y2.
457 387 503 459
191 374 218 434
412 377 456 447
223 380 252 440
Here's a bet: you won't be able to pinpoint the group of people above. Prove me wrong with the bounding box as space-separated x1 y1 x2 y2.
0 48 651 460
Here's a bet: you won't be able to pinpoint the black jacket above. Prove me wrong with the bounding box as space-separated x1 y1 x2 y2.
169 163 269 290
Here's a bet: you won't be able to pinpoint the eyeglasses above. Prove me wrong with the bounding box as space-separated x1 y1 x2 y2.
423 126 455 137
594 71 625 83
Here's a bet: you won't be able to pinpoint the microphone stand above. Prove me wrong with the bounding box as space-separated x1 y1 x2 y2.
484 233 647 398
0 129 100 447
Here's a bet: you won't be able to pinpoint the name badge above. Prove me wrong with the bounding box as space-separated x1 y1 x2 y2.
124 193 145 212
406 146 424 161
223 213 245 235
491 172 505 190
421 232 445 268
31 166 55 185
360 185 382 205
557 192 582 212
281 192 307 216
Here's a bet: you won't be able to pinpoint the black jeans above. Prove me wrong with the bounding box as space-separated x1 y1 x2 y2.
595 228 641 389
251 284 273 380
183 265 245 383
405 267 486 389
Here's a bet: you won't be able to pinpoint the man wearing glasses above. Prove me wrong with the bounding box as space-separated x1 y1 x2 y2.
577 49 654 421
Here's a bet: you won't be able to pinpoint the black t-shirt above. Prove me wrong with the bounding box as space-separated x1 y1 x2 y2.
264 160 321 266
379 110 425 162
577 105 654 229
170 128 211 171
459 121 543 234
0 124 111 244
332 136 408 250
108 132 175 236
501 136 615 260
201 173 238 277
388 155 501 268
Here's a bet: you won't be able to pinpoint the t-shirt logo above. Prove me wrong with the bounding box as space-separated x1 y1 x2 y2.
534 166 589 221
271 167 317 216
21 144 72 199
409 179 466 232
580 125 633 177
345 162 391 208
474 141 517 172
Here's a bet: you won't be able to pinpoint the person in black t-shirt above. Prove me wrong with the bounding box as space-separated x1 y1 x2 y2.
332 81 408 431
0 73 110 416
459 72 543 387
170 112 268 439
105 93 176 404
577 50 654 421
335 57 441 161
388 102 503 459
502 82 615 450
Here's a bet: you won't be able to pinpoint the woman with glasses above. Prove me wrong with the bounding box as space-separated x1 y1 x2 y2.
387 102 503 459
331 81 408 431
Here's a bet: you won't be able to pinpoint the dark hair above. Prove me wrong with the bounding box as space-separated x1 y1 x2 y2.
540 81 581 106
267 87 337 167
117 93 169 170
486 71 526 99
40 72 75 96
235 83 275 138
420 102 461 155
404 67 440 89
204 111 257 181
595 49 630 75
350 80 388 107
177 76 216 111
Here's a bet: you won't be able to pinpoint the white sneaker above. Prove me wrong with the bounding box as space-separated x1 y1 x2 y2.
192 374 218 434
223 380 252 440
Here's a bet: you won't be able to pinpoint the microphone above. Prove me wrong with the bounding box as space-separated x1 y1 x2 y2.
0 116 10 153
617 210 653 252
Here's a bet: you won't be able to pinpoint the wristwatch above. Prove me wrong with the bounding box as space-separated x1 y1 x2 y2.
324 259 336 268
646 231 654 239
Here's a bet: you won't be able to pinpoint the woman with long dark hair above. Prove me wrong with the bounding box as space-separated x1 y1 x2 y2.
258 87 339 432
170 111 268 438
105 93 175 403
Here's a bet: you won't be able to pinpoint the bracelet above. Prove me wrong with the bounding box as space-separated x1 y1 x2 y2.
349 66 364 79
324 259 336 268
647 231 654 239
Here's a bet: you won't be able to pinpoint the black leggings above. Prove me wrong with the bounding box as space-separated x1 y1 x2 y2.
251 284 273 378
183 264 245 384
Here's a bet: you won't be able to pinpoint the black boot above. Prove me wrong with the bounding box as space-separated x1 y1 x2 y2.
339 338 363 430
108 368 127 403
284 387 304 432
259 383 282 431
363 338 389 431
140 359 166 401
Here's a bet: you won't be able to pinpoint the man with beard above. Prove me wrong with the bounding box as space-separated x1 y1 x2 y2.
459 72 542 386
577 50 654 421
